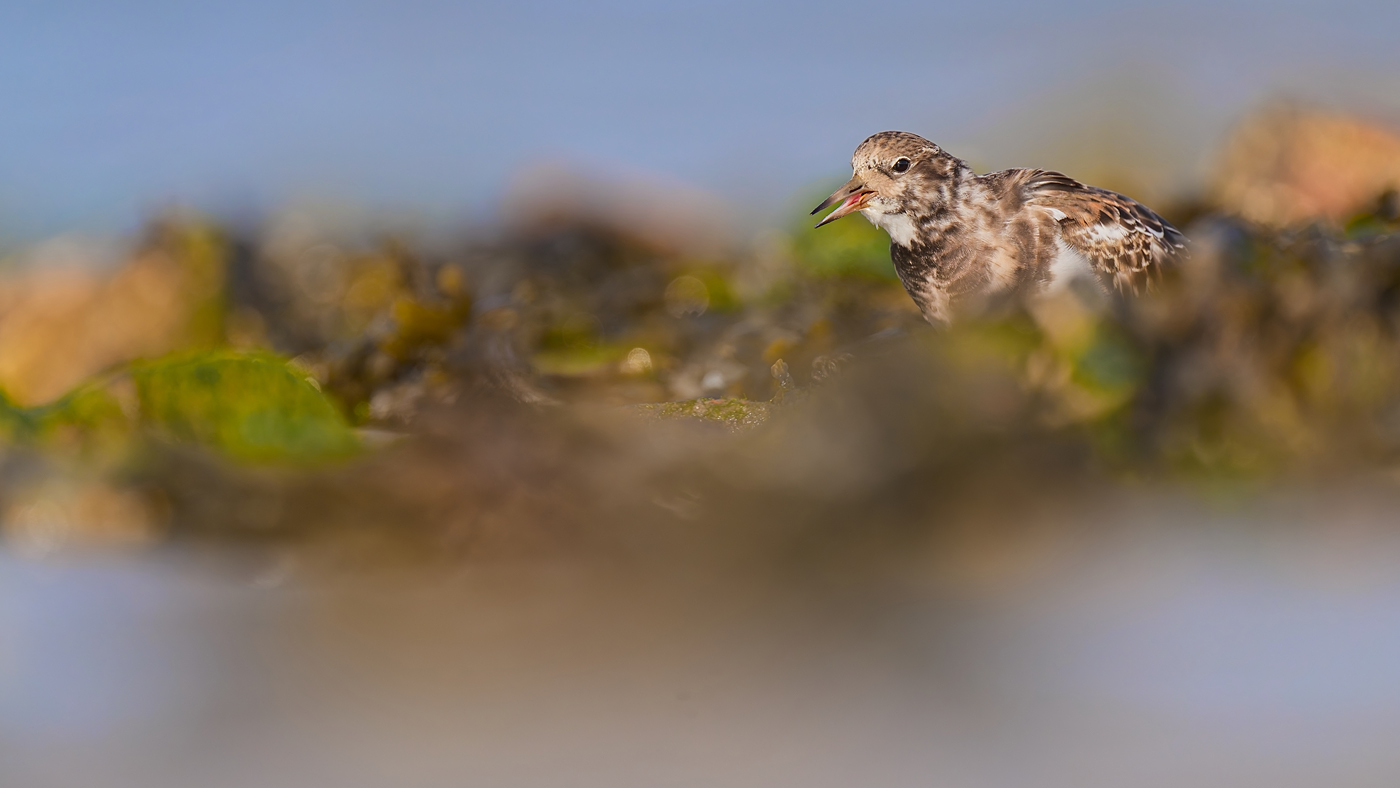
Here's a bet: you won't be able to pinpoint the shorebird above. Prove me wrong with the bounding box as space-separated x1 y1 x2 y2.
812 131 1186 323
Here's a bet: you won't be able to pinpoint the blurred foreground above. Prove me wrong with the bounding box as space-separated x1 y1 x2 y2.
3 106 1400 786
7 508 1400 788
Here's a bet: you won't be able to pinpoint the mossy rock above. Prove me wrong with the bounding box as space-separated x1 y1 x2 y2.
630 398 774 432
0 351 359 463
129 352 359 462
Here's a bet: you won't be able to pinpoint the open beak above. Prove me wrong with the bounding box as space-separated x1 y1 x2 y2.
811 176 874 228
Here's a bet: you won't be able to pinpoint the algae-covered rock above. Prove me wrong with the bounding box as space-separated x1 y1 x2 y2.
630 397 774 432
130 352 358 462
0 351 358 463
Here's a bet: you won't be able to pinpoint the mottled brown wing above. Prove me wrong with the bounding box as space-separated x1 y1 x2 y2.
1020 170 1187 291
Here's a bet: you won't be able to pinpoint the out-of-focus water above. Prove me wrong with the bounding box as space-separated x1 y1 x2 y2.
5 492 1400 788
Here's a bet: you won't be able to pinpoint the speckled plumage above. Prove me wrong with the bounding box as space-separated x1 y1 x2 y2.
812 131 1187 323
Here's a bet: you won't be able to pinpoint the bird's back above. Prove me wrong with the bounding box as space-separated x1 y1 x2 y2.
1001 168 1187 293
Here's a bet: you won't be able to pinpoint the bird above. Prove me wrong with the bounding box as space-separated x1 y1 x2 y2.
812 131 1187 323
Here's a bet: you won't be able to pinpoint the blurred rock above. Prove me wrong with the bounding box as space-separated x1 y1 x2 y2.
7 156 1400 567
0 219 226 405
1211 104 1400 227
502 163 742 259
2 477 167 554
629 397 774 432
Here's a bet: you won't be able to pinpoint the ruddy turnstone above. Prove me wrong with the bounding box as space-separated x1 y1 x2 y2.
812 131 1187 323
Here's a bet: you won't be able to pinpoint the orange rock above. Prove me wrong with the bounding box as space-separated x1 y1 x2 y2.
1211 104 1400 227
0 221 225 405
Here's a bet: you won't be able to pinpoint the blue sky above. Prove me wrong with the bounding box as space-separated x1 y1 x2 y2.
2 0 1398 239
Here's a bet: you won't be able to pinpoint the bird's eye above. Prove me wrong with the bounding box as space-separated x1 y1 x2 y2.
891 157 912 174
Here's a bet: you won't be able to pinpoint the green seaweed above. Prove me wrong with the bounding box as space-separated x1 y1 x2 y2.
129 352 359 462
0 351 360 463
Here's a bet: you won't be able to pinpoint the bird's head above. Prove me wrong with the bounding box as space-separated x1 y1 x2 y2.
811 131 966 229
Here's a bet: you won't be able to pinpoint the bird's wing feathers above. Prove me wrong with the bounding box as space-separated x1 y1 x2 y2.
1018 169 1187 291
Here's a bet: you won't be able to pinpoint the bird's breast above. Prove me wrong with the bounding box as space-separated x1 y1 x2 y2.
860 208 920 248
